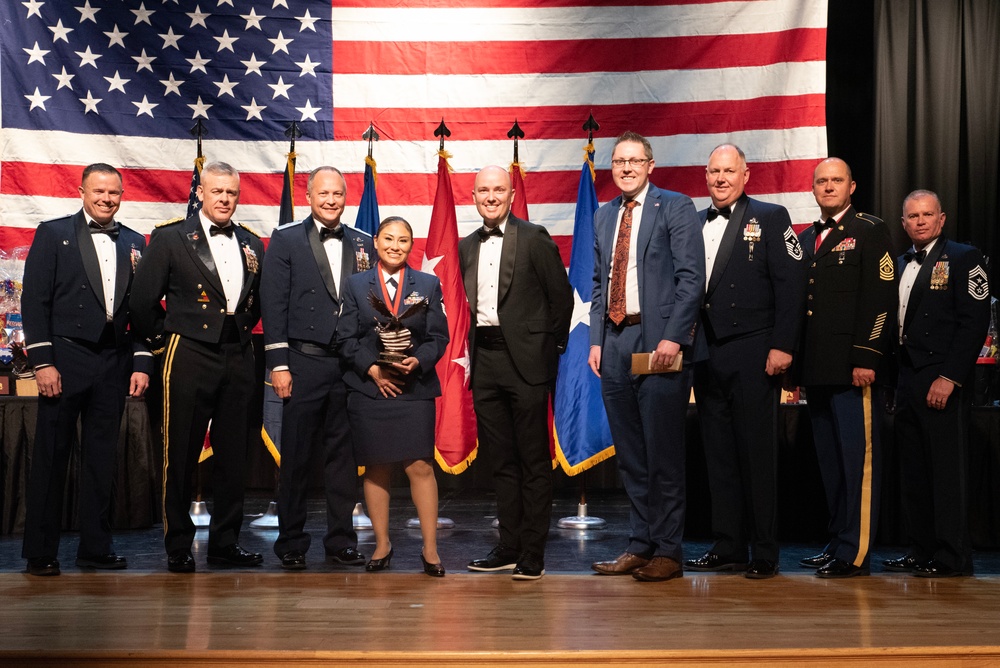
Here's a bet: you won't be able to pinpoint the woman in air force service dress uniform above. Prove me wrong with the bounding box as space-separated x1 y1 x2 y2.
337 217 449 576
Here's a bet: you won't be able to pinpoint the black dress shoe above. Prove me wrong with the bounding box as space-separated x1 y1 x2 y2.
882 554 924 572
366 547 393 572
420 552 446 577
280 550 307 571
913 559 966 578
512 553 545 580
167 549 195 573
684 552 748 572
816 558 869 578
745 559 778 579
27 558 60 576
207 544 264 567
76 553 127 570
327 546 366 566
799 552 834 569
468 545 519 572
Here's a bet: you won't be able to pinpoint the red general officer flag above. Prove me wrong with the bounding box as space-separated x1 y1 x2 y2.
423 150 477 473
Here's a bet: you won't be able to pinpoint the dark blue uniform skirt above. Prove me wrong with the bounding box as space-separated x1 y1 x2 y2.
347 392 436 466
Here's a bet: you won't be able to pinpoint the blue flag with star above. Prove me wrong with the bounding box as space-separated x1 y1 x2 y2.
554 145 614 474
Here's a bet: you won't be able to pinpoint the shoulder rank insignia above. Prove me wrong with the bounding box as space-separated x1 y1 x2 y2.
155 217 183 228
879 252 895 281
237 222 262 238
969 265 989 300
855 212 884 226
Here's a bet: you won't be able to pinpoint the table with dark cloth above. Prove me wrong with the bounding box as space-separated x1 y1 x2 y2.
0 397 157 535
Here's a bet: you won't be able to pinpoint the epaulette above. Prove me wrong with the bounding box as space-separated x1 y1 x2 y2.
855 212 883 226
350 225 373 239
155 217 183 228
237 222 262 238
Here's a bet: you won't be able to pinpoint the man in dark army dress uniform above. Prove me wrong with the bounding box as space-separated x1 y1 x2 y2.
131 161 265 573
796 157 897 578
883 189 990 577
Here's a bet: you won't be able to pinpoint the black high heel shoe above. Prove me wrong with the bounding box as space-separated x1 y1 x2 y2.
366 547 393 572
420 551 445 577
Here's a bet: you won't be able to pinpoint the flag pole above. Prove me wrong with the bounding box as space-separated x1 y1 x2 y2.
408 118 458 531
186 120 211 527
557 113 607 530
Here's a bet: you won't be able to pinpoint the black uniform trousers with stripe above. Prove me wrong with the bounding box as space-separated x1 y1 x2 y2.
161 330 255 554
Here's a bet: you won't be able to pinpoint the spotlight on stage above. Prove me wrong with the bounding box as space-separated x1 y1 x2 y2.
189 500 211 527
352 502 373 530
249 501 279 529
557 502 606 530
405 517 455 529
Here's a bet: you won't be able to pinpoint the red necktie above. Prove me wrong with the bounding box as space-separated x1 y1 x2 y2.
608 200 638 326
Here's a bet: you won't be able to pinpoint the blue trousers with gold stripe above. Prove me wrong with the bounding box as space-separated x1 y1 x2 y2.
805 384 883 568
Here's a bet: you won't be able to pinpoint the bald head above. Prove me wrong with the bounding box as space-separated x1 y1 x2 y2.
473 165 514 228
812 157 856 219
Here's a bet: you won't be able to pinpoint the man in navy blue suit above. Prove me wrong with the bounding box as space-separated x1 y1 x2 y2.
261 166 374 570
884 189 990 577
686 144 806 579
21 163 152 576
589 132 705 582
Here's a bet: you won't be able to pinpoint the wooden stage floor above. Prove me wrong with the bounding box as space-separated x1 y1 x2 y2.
3 492 1000 666
2 571 1000 667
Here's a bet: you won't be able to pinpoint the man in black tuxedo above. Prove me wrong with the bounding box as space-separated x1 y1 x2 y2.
131 161 265 573
796 158 897 578
884 189 990 577
459 165 573 580
261 166 374 570
687 144 806 579
21 163 152 576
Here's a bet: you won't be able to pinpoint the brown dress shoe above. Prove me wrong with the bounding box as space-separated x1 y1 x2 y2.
592 552 650 575
632 556 683 582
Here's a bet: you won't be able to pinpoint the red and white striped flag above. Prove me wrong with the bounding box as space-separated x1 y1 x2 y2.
2 1 827 255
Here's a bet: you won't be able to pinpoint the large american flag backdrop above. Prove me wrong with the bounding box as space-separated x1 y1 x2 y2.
0 0 828 256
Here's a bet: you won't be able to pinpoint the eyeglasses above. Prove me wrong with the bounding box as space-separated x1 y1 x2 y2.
611 158 649 168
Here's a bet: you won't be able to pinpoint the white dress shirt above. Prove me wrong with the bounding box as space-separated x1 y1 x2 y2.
200 211 242 314
85 212 117 322
898 237 938 341
317 219 344 297
476 216 507 327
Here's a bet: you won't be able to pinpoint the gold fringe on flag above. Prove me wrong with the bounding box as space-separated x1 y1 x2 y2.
583 142 596 182
435 444 478 475
437 149 453 171
365 154 378 185
508 160 527 179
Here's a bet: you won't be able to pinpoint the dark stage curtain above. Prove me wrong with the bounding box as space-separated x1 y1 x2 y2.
873 0 1000 263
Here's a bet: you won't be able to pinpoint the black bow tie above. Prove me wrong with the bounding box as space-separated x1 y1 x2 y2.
89 221 120 239
477 226 503 242
209 224 234 238
706 206 731 221
904 249 927 264
814 217 836 233
319 225 344 241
